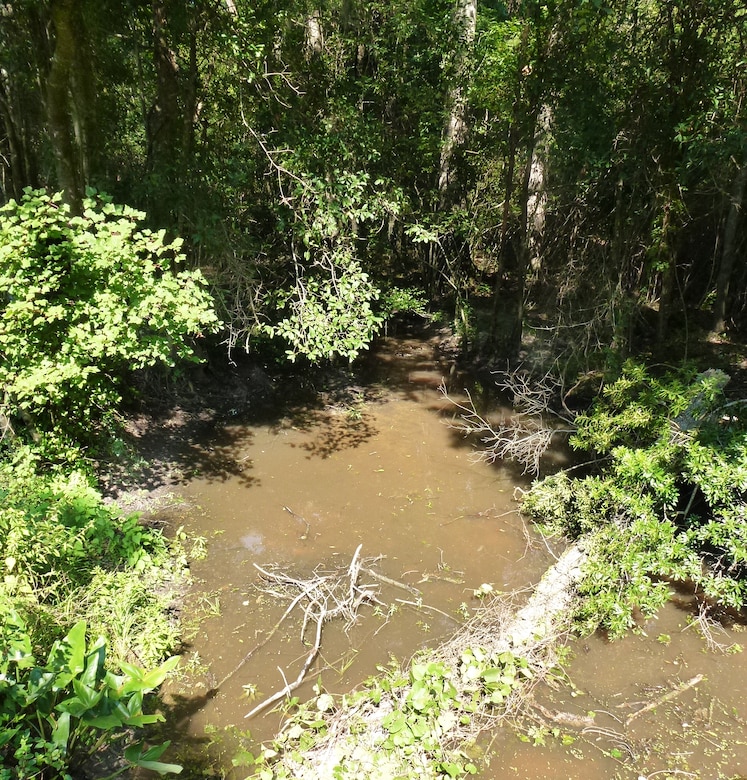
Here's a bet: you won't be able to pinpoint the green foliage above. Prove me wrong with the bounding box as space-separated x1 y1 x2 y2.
264 170 403 363
0 446 184 665
0 188 219 458
250 647 530 779
0 610 180 779
269 250 383 363
2 449 168 597
379 286 431 320
522 362 747 635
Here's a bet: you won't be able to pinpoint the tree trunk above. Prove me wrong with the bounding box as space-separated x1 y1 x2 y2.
655 198 676 347
46 0 83 211
432 0 477 336
0 76 30 200
437 0 477 203
712 151 747 333
306 10 324 57
506 135 537 358
148 0 180 169
525 103 551 272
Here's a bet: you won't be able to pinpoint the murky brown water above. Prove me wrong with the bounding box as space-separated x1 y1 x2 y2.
164 330 747 779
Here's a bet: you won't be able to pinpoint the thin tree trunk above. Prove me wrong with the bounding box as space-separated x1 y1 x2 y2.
0 78 29 199
306 10 324 57
148 0 180 172
507 135 537 358
525 103 551 271
433 0 477 333
46 0 83 211
489 121 517 340
712 151 747 333
437 0 477 204
656 198 675 346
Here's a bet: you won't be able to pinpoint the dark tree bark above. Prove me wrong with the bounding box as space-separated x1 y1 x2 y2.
712 151 747 333
147 0 181 175
46 0 84 210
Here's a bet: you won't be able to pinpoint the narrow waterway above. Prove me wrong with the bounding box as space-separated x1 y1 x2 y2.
160 329 747 779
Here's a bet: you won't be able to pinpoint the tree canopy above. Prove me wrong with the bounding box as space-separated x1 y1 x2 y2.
1 0 743 363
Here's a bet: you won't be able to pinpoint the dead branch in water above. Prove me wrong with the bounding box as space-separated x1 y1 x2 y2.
440 369 575 475
684 602 742 654
624 674 704 726
245 544 383 719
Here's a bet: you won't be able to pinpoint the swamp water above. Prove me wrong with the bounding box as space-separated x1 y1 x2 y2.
159 332 747 779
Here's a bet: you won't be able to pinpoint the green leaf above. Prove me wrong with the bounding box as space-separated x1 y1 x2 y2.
51 711 71 750
124 741 183 775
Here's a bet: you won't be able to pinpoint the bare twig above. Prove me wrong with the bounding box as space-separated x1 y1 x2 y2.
624 675 704 726
244 546 382 719
441 377 574 475
394 599 461 624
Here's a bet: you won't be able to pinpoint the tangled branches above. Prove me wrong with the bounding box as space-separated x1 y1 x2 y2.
442 369 576 475
245 545 383 719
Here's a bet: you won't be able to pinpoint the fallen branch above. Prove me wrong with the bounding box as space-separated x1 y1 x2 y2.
266 542 587 779
394 598 460 624
245 610 325 720
440 378 575 475
624 674 704 726
244 545 382 719
363 567 421 597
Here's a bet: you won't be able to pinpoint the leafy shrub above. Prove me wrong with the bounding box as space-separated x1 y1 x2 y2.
379 286 431 319
0 611 180 779
1 450 169 600
0 447 184 665
0 188 220 458
270 248 383 363
522 362 747 635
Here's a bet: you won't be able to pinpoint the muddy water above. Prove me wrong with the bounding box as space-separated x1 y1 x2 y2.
167 331 747 779
169 332 552 752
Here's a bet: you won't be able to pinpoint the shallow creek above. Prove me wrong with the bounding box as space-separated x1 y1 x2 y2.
162 332 747 779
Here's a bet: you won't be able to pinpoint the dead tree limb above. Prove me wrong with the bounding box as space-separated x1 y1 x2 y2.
624 674 704 726
244 545 382 719
441 370 575 474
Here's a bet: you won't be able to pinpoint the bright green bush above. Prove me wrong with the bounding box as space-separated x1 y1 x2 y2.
0 188 220 458
1 450 169 598
0 448 188 776
0 447 184 663
522 362 747 635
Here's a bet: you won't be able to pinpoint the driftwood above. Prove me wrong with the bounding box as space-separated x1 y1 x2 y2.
245 544 382 719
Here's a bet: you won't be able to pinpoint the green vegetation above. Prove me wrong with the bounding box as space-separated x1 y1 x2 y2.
522 362 747 636
0 190 219 776
0 613 180 779
0 189 219 460
1 0 747 776
242 646 533 780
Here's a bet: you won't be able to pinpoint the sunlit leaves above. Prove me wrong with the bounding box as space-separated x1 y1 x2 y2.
0 188 220 457
523 361 747 635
